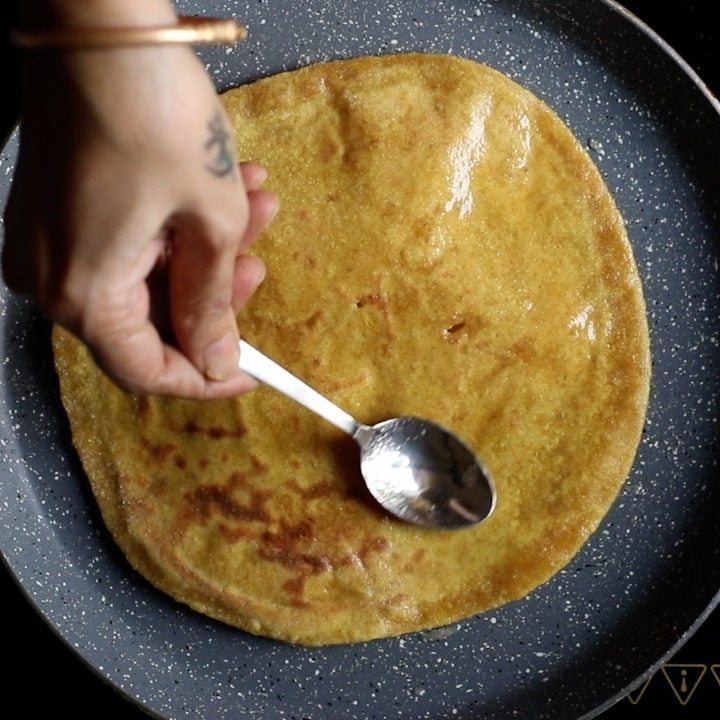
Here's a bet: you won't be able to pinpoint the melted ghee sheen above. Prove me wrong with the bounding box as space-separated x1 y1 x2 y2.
53 53 650 645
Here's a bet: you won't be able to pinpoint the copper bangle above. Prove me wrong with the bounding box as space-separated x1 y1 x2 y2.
11 15 247 49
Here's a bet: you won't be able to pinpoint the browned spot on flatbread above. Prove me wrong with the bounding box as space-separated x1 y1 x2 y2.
181 420 246 440
184 475 271 527
142 439 176 464
258 520 392 607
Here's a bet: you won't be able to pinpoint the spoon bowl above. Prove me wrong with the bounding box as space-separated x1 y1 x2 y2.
238 340 496 529
356 417 496 527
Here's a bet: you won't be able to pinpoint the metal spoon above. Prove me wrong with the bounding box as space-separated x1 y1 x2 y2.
237 340 496 529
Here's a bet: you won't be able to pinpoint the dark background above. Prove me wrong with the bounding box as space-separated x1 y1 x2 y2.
1 1 717 718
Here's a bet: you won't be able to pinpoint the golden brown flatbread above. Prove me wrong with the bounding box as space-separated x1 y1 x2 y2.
53 53 650 645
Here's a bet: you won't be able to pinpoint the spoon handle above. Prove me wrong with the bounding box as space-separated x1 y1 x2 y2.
237 340 361 437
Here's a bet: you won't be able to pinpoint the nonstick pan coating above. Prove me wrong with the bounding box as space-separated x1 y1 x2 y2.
2 1 719 718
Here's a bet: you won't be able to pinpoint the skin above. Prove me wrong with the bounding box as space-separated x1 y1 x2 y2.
2 0 278 398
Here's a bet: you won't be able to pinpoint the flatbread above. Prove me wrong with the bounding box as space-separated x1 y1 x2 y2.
53 53 650 645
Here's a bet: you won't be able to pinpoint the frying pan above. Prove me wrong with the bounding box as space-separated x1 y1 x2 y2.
2 1 719 718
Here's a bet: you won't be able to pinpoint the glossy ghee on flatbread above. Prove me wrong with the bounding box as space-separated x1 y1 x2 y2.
53 53 650 645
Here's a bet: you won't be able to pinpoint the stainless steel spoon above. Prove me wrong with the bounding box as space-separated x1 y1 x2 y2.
238 340 496 529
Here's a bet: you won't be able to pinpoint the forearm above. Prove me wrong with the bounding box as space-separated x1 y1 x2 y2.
18 0 177 27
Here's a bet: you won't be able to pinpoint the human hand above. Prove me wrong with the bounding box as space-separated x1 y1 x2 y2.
2 41 277 398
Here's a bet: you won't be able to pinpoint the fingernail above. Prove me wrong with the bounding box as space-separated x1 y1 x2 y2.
203 331 239 381
252 256 267 285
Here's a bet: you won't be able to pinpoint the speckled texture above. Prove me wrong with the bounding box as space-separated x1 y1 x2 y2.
1 1 719 719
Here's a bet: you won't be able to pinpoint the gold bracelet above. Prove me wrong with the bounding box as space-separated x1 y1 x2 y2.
11 15 247 50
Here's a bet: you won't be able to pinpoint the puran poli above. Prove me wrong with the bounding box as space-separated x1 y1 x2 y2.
52 53 650 645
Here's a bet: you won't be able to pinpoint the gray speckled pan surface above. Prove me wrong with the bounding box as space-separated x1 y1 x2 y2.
1 1 719 718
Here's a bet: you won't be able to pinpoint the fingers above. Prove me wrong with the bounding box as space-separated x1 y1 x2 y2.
239 162 279 249
168 214 243 382
92 322 260 399
232 254 266 313
242 189 279 249
240 161 267 190
81 280 259 399
233 161 278 313
167 163 277 385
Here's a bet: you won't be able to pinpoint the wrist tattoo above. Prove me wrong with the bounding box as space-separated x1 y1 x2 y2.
205 111 236 179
